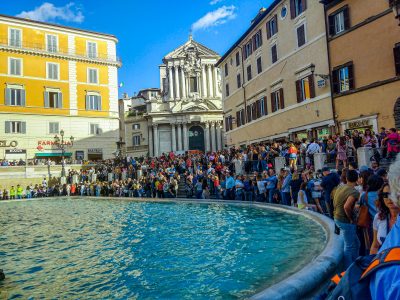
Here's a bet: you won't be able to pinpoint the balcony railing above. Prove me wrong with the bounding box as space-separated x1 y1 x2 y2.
127 145 148 152
0 37 121 65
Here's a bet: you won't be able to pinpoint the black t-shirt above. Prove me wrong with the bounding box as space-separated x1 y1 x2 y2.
353 136 362 149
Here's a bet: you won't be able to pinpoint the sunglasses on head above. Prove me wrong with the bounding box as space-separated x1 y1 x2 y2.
381 192 390 198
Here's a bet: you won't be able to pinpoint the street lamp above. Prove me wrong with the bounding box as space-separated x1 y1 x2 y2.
389 0 400 25
310 63 330 80
54 129 74 178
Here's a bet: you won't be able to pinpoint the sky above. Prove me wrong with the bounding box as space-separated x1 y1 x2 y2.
0 0 274 97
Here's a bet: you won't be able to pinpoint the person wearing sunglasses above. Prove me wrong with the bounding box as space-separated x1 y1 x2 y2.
370 183 399 254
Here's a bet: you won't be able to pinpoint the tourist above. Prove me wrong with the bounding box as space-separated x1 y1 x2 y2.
297 182 317 211
256 174 266 202
321 166 340 217
16 184 23 199
280 168 292 206
336 136 348 170
9 186 16 200
369 157 400 299
333 169 360 269
306 139 320 167
383 128 400 161
224 172 235 200
243 175 254 202
289 171 302 207
265 169 278 203
362 129 377 148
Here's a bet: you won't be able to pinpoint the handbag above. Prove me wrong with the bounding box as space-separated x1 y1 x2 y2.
356 192 371 228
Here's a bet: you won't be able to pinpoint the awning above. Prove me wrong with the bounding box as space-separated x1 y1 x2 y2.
35 152 72 157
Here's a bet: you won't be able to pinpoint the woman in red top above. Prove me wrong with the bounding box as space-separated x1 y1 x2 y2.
383 128 400 160
288 143 298 170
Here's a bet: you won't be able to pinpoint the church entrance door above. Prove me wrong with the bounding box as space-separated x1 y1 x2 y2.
189 126 205 152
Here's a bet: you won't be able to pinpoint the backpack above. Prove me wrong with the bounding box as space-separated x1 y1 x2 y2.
324 247 400 300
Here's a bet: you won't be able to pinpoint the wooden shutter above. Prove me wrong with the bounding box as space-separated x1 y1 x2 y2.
348 64 355 90
5 121 11 133
247 105 251 122
266 21 271 39
236 111 241 127
98 95 102 111
302 0 307 11
309 75 315 98
394 45 400 76
274 15 278 33
5 88 11 105
271 93 276 112
297 25 305 47
290 0 296 19
332 69 339 94
58 92 63 108
343 7 350 30
44 91 49 107
21 89 26 106
21 122 26 134
255 100 260 118
85 95 89 110
279 88 285 109
263 96 268 115
252 35 256 50
328 15 335 36
296 80 302 103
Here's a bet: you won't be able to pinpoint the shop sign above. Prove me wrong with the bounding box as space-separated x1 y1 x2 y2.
348 120 370 129
0 140 18 148
88 148 103 154
37 140 73 146
76 151 84 160
5 149 26 154
317 79 326 88
317 128 330 137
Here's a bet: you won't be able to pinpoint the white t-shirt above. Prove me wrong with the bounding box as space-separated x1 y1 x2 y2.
297 190 308 209
373 213 389 246
257 181 266 194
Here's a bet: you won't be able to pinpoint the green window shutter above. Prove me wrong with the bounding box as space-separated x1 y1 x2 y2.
98 95 102 111
5 121 10 133
21 89 26 106
58 92 63 108
5 88 11 105
86 95 89 110
21 122 26 134
44 91 49 107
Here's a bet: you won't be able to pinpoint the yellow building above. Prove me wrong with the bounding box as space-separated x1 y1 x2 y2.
0 14 121 161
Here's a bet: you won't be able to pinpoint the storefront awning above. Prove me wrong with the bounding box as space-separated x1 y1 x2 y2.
35 152 72 157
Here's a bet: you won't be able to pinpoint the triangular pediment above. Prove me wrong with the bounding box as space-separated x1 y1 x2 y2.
164 38 219 60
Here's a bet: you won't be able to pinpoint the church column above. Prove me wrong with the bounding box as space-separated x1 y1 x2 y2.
204 122 210 153
211 121 217 152
177 123 183 151
216 121 222 151
202 64 207 98
171 123 176 152
153 124 159 157
181 67 186 99
183 122 189 151
207 64 213 99
214 66 219 98
175 65 180 99
168 66 174 100
148 125 154 157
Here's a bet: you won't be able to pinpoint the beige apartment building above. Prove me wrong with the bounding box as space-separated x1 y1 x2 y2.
216 0 334 147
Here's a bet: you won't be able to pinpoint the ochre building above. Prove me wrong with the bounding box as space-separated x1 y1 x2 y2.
324 0 400 134
216 0 334 148
0 14 121 161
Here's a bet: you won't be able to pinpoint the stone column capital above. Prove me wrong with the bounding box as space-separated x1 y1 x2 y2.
153 123 158 128
205 122 210 128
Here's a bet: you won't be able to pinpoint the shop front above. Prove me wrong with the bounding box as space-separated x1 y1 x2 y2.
87 148 103 161
341 115 378 136
5 149 27 161
35 152 73 163
289 120 335 142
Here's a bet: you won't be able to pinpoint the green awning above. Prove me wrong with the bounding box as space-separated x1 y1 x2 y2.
35 152 72 157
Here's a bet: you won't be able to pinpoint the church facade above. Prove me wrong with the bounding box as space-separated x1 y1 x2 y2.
146 36 224 156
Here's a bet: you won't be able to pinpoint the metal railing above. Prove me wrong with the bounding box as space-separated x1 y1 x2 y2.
0 37 121 64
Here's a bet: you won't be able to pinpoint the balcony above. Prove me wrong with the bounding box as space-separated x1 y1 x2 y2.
0 37 121 66
127 145 148 152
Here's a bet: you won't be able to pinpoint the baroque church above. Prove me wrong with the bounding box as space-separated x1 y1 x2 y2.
146 35 224 156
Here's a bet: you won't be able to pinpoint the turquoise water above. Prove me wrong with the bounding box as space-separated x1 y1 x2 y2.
0 199 326 299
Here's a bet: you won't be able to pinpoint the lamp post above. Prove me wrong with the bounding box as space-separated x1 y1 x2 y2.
388 0 400 25
54 129 74 178
310 63 330 80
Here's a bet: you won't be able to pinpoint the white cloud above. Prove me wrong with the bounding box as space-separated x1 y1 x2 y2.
16 2 84 23
192 5 236 32
209 0 223 5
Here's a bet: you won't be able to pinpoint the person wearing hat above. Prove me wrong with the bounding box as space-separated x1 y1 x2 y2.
321 166 340 217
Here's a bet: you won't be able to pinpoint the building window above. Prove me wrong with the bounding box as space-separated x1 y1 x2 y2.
237 73 241 88
296 75 315 103
9 28 22 47
246 105 252 123
47 62 59 80
225 84 230 97
88 68 98 84
297 24 306 47
224 63 228 76
254 29 263 49
271 44 278 64
266 15 278 39
5 121 26 134
394 43 400 76
86 94 102 111
225 116 233 132
257 57 262 74
244 41 253 59
271 89 284 112
132 124 140 130
258 97 267 116
49 122 59 134
328 6 350 36
236 52 240 66
44 90 62 108
247 65 252 81
87 42 97 58
190 77 198 92
5 87 25 106
9 58 22 76
236 108 246 127
290 0 307 19
133 135 141 146
332 62 354 94
90 123 101 135
46 34 58 53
